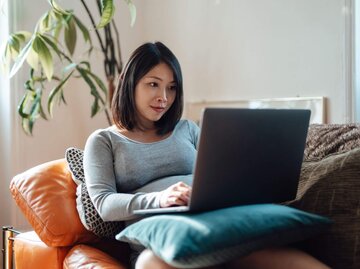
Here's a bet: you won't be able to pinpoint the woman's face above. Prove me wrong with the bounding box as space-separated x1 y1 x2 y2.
134 62 177 130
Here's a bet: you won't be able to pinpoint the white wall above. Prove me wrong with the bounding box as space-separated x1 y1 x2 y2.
135 0 350 123
0 0 353 243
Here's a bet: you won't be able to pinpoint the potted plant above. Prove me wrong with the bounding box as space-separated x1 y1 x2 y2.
0 0 136 135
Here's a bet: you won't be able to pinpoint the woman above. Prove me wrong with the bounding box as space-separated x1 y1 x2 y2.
84 41 330 269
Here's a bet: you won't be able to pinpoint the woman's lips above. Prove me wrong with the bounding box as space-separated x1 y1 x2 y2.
150 106 166 113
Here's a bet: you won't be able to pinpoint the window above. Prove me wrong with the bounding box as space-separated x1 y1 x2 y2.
0 0 11 144
355 0 360 122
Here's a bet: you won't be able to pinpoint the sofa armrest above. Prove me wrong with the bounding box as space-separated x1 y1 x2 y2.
14 231 71 269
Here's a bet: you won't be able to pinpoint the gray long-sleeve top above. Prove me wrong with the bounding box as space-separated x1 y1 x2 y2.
83 119 199 222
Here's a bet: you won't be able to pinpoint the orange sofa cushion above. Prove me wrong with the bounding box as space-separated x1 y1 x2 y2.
10 159 98 247
64 244 127 269
14 231 71 269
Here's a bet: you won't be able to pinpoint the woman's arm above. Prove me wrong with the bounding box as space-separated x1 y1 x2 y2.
83 130 162 221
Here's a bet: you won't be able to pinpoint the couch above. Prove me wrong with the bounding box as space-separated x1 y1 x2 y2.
3 123 360 269
4 159 131 269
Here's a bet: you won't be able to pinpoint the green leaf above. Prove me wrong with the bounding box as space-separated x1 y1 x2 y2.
51 11 64 40
30 89 46 120
27 93 41 134
78 67 105 100
86 45 93 58
14 31 32 42
64 16 77 55
60 90 67 104
9 32 32 58
17 91 33 119
24 69 35 91
63 62 77 74
39 34 62 59
97 0 115 28
1 32 31 74
47 0 70 15
48 70 73 116
53 25 62 41
24 81 32 91
125 0 136 27
91 98 100 117
26 47 40 70
32 36 53 81
87 71 108 97
77 67 103 116
38 102 48 120
73 15 91 44
79 60 91 70
0 42 10 73
21 118 33 136
8 35 20 52
6 32 31 58
9 37 34 78
39 12 51 33
27 68 47 84
18 87 49 135
77 67 98 96
8 46 19 60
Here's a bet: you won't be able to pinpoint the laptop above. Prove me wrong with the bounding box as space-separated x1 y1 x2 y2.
134 108 311 215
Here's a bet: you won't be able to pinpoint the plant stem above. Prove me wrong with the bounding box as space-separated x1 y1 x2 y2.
79 0 114 126
95 0 119 105
105 25 117 77
104 108 112 125
111 20 123 73
79 0 106 54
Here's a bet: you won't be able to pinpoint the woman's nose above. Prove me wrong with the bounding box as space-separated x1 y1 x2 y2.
156 88 168 102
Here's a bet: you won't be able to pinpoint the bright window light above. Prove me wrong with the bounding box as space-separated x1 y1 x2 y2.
355 1 360 122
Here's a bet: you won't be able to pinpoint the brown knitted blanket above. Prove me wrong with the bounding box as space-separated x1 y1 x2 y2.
304 123 360 161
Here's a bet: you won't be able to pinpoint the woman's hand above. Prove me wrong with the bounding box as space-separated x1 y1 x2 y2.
159 181 192 208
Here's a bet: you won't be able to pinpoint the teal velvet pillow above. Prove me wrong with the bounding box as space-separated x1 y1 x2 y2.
116 204 332 268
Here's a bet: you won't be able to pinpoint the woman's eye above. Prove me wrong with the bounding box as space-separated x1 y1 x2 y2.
168 85 177 91
149 82 158 87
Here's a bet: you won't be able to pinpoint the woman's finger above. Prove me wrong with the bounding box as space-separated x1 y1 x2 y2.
159 181 193 208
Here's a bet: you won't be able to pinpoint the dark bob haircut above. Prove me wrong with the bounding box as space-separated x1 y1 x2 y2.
111 41 183 135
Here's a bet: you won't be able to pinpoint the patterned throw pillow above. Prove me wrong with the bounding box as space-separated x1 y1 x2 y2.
304 123 360 161
65 147 123 238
